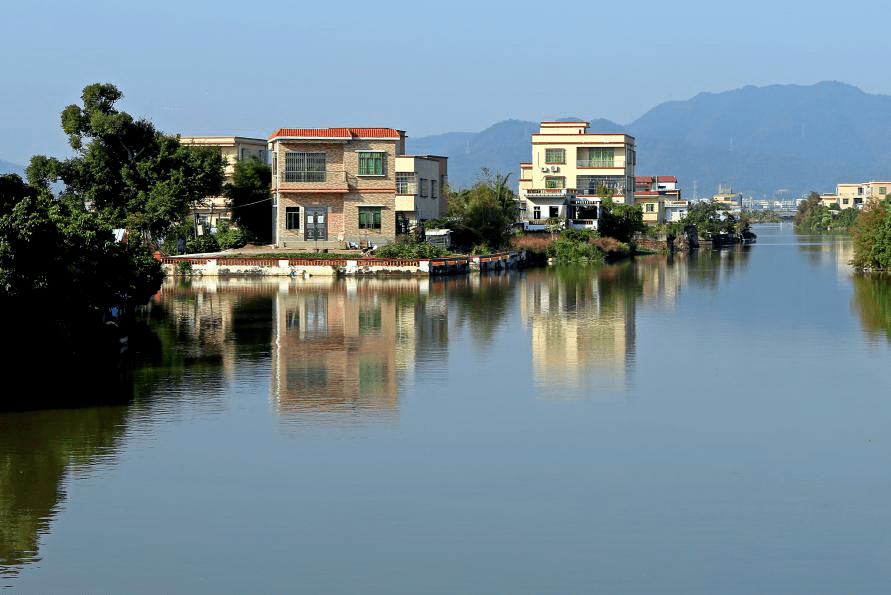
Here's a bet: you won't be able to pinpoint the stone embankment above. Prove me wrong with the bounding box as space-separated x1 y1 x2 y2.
159 252 525 277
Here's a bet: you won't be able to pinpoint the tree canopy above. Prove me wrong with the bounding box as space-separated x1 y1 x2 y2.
224 156 272 243
27 83 225 245
429 169 518 250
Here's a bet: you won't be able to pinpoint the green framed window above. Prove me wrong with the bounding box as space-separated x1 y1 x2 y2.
359 207 382 230
545 177 565 189
358 152 384 176
545 148 565 164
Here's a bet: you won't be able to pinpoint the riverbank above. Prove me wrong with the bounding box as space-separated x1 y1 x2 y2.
158 251 525 277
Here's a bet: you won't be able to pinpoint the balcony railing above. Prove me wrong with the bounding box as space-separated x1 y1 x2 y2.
577 159 616 168
524 187 576 198
279 170 348 191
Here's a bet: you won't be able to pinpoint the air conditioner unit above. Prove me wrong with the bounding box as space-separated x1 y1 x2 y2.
541 167 549 173
550 165 559 172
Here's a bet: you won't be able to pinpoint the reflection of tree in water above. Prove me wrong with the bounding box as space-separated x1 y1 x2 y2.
0 406 127 580
683 246 751 289
449 272 517 346
131 283 276 403
852 274 891 342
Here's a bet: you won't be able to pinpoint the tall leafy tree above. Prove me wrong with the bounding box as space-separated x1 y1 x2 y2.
224 156 272 243
27 83 225 246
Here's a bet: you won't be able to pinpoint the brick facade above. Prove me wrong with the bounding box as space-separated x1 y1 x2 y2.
270 131 401 248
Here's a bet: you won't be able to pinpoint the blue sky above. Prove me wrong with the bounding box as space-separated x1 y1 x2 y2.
2 0 889 167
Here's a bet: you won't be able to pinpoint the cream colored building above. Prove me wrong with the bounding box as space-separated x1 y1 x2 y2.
179 136 268 230
518 121 636 230
268 127 409 249
835 181 891 209
395 155 449 232
634 176 682 224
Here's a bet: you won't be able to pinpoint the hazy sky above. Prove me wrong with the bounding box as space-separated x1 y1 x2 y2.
2 0 889 167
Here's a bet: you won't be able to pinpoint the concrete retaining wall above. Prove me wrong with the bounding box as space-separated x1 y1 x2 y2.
159 253 523 277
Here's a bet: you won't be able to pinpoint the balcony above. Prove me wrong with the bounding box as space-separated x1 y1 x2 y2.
278 169 349 193
524 187 576 199
577 159 616 168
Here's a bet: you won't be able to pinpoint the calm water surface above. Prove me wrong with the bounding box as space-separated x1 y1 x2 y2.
3 224 891 593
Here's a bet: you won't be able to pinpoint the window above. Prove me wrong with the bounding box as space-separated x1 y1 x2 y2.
578 148 614 168
858 187 864 195
286 207 300 229
545 177 565 189
645 203 655 213
549 206 559 218
881 187 887 195
396 172 417 194
358 152 385 176
545 148 565 164
843 198 849 205
533 206 541 219
577 175 625 195
272 155 277 176
359 207 382 230
431 180 437 199
420 179 428 197
285 152 325 182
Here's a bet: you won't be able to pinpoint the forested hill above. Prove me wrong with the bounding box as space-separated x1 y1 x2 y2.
407 82 891 197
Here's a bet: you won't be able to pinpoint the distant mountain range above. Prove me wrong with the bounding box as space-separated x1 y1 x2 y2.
406 81 891 197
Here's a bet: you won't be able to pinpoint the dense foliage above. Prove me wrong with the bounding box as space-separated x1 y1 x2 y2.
426 170 518 251
375 235 449 258
598 199 645 244
795 191 860 232
2 83 226 397
26 83 225 247
225 157 272 243
851 202 891 270
681 201 751 239
1 172 163 382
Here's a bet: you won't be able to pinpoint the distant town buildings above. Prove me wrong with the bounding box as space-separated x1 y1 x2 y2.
518 121 636 230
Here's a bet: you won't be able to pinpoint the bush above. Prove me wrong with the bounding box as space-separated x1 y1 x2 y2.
186 233 219 254
216 221 250 250
470 243 491 256
509 234 553 255
375 236 449 258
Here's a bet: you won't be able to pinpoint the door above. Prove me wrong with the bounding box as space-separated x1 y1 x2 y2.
304 207 327 241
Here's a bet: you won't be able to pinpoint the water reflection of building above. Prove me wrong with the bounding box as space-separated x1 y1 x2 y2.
519 267 638 397
271 278 447 421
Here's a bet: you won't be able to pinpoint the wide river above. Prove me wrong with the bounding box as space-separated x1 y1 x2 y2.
3 224 891 593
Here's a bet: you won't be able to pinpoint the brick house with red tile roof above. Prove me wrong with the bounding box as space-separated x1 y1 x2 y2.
268 127 408 248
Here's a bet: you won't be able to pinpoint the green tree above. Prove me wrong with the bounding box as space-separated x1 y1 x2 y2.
598 198 645 243
434 169 518 250
851 201 891 270
1 173 162 360
680 201 738 238
224 156 272 243
26 83 225 247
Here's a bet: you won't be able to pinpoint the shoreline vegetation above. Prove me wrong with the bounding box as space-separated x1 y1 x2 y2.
793 191 891 271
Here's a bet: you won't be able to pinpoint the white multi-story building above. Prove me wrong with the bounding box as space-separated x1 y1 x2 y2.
518 121 636 230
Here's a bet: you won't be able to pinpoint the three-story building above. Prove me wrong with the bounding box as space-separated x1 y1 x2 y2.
518 121 636 230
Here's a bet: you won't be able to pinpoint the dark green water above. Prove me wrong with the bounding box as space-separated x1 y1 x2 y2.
3 224 891 593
